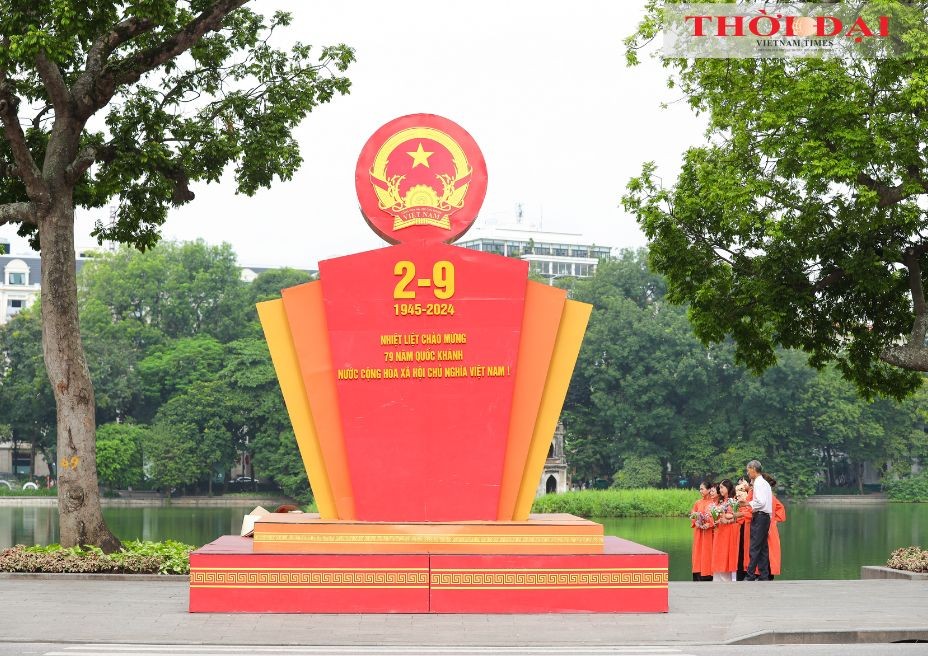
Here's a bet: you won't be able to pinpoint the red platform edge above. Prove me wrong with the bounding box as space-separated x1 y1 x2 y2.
189 535 668 614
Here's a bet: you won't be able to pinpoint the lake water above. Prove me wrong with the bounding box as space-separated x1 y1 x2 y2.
1 502 925 580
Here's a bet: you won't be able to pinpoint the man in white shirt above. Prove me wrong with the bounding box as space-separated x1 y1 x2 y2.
745 459 773 581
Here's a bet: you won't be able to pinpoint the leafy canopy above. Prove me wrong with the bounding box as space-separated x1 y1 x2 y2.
560 250 928 497
0 1 353 247
623 0 928 399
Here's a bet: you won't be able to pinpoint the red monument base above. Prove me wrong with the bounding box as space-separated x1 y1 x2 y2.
189 533 668 613
252 512 605 554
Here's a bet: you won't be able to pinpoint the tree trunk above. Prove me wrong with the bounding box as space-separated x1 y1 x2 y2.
39 198 121 552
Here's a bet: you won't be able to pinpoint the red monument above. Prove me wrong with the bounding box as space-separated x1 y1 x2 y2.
188 114 669 613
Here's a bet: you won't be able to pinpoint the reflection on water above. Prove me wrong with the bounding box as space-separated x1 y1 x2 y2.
2 503 925 580
0 505 255 549
599 502 928 580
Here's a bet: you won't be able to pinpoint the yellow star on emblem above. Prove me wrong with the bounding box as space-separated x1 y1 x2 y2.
406 142 434 168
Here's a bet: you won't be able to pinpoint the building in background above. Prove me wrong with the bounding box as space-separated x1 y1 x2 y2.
0 252 43 325
457 225 611 281
537 423 569 496
0 444 51 478
0 246 313 326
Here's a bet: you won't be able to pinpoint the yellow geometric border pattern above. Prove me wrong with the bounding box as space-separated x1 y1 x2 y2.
189 567 666 590
431 568 669 589
190 567 429 589
253 533 603 546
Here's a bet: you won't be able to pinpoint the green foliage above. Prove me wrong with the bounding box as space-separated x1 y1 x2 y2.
1 241 313 499
886 472 928 502
0 486 57 496
0 540 195 574
95 422 145 489
251 429 311 503
7 239 924 503
531 489 697 518
0 305 56 465
0 3 355 250
80 241 249 344
612 455 663 489
117 539 194 574
249 268 314 303
622 1 928 399
561 249 928 497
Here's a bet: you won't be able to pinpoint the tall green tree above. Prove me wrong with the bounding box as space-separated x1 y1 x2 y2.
150 378 244 494
623 1 928 400
563 251 742 485
0 2 353 549
95 422 144 489
0 305 56 471
562 250 928 496
223 336 310 501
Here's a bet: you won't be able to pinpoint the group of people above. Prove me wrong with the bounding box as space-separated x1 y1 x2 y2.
690 460 786 582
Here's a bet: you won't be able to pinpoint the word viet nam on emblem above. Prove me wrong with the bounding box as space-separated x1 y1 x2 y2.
369 127 472 231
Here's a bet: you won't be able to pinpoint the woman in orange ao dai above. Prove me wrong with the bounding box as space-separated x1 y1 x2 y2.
765 473 786 580
711 479 740 581
690 480 714 581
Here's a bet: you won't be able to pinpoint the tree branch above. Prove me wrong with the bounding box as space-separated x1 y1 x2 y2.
159 162 195 205
879 248 928 371
64 146 101 184
78 0 248 117
32 104 53 131
0 159 19 180
0 79 50 207
35 51 72 115
904 249 927 344
73 15 157 111
0 201 37 226
66 140 193 204
813 267 845 291
856 172 928 208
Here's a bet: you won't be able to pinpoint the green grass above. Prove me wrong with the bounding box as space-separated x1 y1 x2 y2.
0 485 57 496
531 488 697 518
216 491 289 497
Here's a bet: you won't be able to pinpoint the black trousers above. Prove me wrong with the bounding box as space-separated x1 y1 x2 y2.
745 511 771 581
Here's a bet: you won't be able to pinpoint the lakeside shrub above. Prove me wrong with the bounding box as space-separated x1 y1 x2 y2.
886 472 928 502
0 486 57 497
0 540 195 575
531 488 696 517
887 546 928 573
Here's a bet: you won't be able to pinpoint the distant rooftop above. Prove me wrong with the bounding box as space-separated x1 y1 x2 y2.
458 224 610 249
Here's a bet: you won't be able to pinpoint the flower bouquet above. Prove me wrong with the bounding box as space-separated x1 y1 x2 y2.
709 504 721 522
694 511 711 529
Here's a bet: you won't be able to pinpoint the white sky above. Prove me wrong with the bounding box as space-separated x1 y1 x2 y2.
0 1 705 269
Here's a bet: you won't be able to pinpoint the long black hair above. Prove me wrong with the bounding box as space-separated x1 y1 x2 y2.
718 479 735 499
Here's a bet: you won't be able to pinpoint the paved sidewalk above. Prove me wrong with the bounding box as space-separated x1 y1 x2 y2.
0 578 925 646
